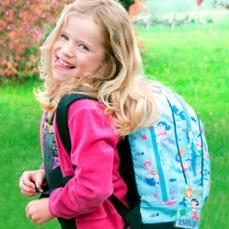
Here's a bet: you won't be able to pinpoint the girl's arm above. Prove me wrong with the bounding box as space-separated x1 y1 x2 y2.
49 100 119 218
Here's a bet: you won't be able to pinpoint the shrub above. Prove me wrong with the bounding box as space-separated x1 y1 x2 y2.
119 0 134 10
0 0 70 81
0 0 137 81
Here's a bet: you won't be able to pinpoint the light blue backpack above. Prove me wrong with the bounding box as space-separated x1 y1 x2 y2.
56 83 211 229
110 84 211 229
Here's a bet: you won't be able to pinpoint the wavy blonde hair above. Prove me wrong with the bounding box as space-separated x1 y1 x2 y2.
36 0 158 136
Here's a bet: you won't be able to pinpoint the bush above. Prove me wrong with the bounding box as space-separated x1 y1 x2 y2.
0 0 70 81
0 0 135 81
119 0 134 10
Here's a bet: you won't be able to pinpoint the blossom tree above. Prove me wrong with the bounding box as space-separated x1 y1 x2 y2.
0 0 147 81
0 0 70 80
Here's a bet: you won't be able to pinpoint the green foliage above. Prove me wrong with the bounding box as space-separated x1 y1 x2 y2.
0 24 228 228
119 0 134 10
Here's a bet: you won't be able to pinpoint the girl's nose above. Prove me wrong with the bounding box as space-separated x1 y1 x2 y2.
62 43 74 58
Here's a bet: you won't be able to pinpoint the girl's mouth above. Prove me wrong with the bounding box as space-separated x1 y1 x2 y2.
54 56 75 71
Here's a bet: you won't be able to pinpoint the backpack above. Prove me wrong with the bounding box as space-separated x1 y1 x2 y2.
56 84 210 229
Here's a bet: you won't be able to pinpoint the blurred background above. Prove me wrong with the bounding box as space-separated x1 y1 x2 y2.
0 0 228 228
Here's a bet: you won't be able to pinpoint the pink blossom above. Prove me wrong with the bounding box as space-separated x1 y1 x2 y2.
31 30 43 42
5 10 13 19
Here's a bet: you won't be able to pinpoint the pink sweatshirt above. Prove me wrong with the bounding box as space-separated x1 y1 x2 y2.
40 99 127 229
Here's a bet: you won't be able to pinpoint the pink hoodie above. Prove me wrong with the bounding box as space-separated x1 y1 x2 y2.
40 99 127 229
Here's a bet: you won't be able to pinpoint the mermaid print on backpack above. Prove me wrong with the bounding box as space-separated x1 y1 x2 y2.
123 84 210 228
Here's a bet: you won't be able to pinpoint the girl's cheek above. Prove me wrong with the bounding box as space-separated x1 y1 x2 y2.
53 41 62 50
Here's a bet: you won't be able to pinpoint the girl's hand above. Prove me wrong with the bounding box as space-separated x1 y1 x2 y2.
26 198 54 225
19 169 45 196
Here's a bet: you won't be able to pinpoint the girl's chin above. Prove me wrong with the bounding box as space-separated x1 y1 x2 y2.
52 70 77 82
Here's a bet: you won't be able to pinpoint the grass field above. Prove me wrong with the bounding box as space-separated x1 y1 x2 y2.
0 23 228 228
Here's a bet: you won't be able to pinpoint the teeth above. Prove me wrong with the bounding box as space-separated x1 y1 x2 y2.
59 58 73 67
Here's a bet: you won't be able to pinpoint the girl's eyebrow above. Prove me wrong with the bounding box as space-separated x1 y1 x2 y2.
61 30 69 35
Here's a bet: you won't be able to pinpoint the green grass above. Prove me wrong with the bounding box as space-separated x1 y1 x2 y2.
0 23 228 228
0 79 59 228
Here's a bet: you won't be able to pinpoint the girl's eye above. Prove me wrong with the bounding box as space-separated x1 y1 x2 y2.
60 33 68 41
79 44 89 51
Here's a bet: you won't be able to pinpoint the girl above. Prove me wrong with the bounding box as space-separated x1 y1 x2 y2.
19 0 158 228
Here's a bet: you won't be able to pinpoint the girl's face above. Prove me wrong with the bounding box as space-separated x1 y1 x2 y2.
51 15 105 82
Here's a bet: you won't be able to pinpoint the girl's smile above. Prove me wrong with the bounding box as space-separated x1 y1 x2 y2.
51 15 105 82
54 56 76 71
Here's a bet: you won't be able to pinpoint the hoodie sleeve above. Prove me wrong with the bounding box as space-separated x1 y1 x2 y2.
48 100 120 219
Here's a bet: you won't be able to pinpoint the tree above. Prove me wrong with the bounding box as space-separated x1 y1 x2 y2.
0 0 70 80
119 0 134 10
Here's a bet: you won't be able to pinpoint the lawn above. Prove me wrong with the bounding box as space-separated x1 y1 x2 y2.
0 23 228 228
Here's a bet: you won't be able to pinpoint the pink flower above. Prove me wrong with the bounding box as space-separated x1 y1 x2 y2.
5 10 13 19
31 30 43 42
52 0 59 5
0 20 6 30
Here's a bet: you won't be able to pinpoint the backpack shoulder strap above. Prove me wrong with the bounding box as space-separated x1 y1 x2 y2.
56 93 136 227
56 93 95 155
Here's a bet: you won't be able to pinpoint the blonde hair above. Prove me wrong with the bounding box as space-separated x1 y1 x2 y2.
36 0 158 136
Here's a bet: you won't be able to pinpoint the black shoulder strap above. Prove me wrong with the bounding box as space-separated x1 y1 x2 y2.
56 93 141 228
56 94 95 155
